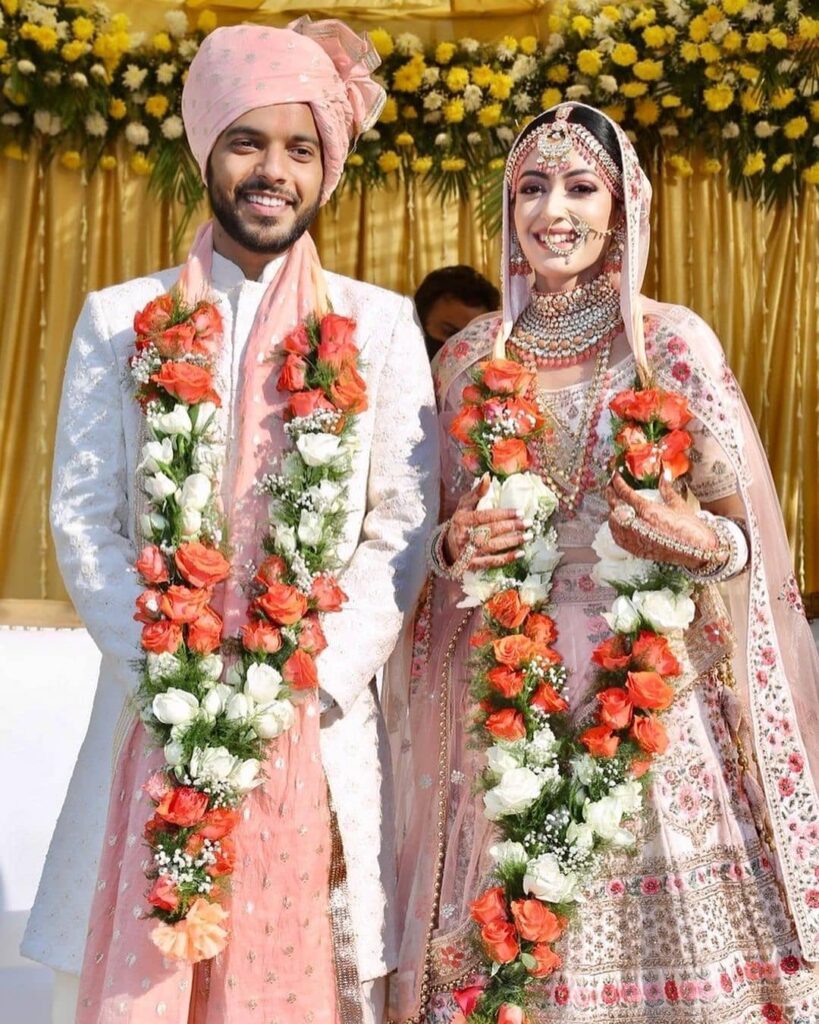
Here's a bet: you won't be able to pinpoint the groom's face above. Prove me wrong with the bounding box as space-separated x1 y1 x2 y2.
207 103 323 258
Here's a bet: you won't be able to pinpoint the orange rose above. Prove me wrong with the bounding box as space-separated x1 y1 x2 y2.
330 363 368 413
524 613 557 646
657 391 692 430
659 428 692 479
591 635 631 671
298 613 327 655
625 442 662 481
134 293 173 336
143 812 169 845
136 544 169 584
510 899 566 943
256 582 308 625
631 631 681 676
277 353 308 392
282 322 312 356
610 387 659 423
175 542 231 589
152 362 220 405
580 724 620 757
615 423 648 449
625 670 674 711
142 619 183 654
470 628 497 649
597 687 634 729
491 437 529 475
527 943 562 978
630 714 669 755
487 665 525 698
283 649 318 690
461 384 484 405
190 303 222 347
631 758 652 778
253 555 289 588
486 589 530 629
134 589 163 624
187 606 222 654
481 358 535 396
449 405 484 445
240 620 282 654
147 875 179 912
206 835 236 877
160 584 213 624
318 313 358 367
156 785 209 827
493 634 537 668
469 885 508 925
485 708 526 741
503 397 546 436
497 1005 526 1024
531 682 569 714
481 920 519 964
289 388 335 418
462 448 483 475
198 807 240 840
310 575 347 612
154 322 197 359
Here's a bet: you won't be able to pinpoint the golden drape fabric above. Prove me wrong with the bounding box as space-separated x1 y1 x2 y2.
0 151 816 617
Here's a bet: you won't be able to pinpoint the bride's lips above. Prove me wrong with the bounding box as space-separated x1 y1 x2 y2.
532 228 578 251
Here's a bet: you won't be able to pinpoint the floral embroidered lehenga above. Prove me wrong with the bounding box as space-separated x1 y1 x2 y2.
385 104 819 1024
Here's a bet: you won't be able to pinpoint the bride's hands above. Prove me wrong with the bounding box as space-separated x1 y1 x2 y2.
605 471 724 571
444 475 525 571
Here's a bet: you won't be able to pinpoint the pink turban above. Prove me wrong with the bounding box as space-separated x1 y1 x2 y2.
181 17 385 203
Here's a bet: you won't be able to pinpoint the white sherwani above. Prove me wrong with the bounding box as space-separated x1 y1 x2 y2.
22 252 439 985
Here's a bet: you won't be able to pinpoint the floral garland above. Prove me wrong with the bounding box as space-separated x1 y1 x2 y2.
1 1 818 208
449 363 699 1023
130 293 365 963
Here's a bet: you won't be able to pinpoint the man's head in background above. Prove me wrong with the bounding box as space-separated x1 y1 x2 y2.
414 265 500 360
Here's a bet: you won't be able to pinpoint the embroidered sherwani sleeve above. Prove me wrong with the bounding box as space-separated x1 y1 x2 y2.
317 297 439 715
51 292 142 697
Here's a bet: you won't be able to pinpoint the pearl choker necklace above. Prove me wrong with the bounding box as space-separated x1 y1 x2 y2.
507 274 623 368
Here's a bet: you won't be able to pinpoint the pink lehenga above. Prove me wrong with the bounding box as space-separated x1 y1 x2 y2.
385 104 819 1024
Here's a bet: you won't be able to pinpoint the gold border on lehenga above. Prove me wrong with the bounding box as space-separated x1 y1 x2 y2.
329 802 365 1024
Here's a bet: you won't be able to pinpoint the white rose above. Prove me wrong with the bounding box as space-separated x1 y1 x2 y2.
478 472 557 524
526 535 562 575
244 663 283 705
254 699 296 739
140 511 167 538
225 663 244 688
297 509 324 548
191 443 223 478
610 780 643 816
307 479 342 511
199 654 223 682
201 684 233 718
164 739 185 767
296 432 342 467
631 588 696 634
603 595 641 634
593 557 655 587
519 573 552 606
180 473 211 511
147 652 180 681
486 744 523 776
483 766 542 821
489 840 528 868
144 472 177 502
584 795 625 840
229 758 262 793
565 820 595 851
139 438 173 474
156 404 192 437
458 571 503 608
273 523 297 557
152 688 199 726
571 754 597 786
180 507 202 537
190 402 217 435
225 693 251 720
189 745 236 784
523 852 580 903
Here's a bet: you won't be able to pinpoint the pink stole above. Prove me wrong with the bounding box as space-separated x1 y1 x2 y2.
75 225 339 1024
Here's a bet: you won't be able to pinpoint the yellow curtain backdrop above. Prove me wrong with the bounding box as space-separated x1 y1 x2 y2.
1 147 817 617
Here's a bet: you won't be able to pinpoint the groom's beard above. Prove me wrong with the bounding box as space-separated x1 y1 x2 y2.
207 172 321 257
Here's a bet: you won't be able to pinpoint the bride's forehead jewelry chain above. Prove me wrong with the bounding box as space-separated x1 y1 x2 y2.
507 272 623 368
506 105 624 200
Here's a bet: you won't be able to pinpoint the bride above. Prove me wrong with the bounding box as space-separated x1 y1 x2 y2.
386 103 819 1024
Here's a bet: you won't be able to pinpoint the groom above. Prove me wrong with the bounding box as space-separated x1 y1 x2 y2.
22 18 438 1024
